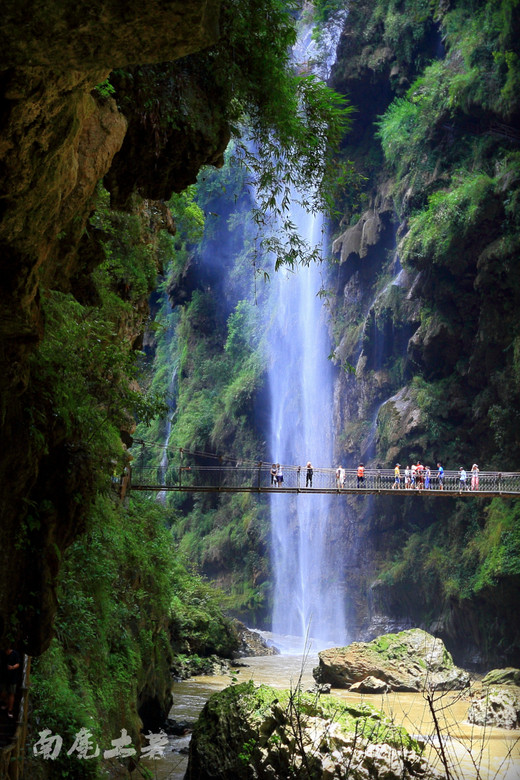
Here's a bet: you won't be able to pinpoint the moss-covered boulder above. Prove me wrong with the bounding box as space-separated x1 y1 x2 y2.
314 629 470 692
482 668 520 687
185 680 444 779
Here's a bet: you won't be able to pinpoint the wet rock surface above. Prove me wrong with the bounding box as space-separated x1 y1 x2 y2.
171 655 231 681
314 629 470 692
0 0 225 654
350 675 391 694
232 622 280 658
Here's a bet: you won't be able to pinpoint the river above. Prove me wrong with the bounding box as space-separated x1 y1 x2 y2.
148 646 520 780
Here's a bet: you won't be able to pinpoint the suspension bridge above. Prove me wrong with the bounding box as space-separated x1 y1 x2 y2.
121 443 520 497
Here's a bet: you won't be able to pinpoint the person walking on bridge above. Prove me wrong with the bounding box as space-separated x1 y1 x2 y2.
393 464 401 489
357 463 365 488
270 463 277 486
437 462 444 490
336 465 345 489
459 467 467 491
276 464 283 487
471 463 479 490
306 462 313 487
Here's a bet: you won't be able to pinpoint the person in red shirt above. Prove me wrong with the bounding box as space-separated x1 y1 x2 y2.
416 461 424 489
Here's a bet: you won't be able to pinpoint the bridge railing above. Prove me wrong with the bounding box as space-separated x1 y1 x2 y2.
128 465 520 493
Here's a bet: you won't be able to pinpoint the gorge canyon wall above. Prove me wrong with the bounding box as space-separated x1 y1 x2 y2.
0 0 228 654
323 0 520 667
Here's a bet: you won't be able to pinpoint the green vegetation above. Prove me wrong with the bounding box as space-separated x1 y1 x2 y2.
110 0 353 268
322 0 520 662
132 156 273 623
192 680 424 776
30 495 236 778
204 0 353 220
27 2 356 762
311 0 345 25
27 183 243 774
233 682 420 750
379 498 520 608
364 0 520 466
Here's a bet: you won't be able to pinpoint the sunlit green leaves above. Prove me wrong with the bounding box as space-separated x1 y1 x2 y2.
197 0 353 267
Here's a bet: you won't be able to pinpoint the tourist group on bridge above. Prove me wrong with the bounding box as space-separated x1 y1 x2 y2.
389 462 480 490
266 460 505 492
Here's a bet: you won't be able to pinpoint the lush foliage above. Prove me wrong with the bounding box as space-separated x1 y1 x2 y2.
28 188 168 485
373 0 520 470
323 0 520 662
378 498 520 630
207 0 353 212
311 0 345 25
110 0 353 268
27 184 242 776
30 495 236 778
132 159 273 623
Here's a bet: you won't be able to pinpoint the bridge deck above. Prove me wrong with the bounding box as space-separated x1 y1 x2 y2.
130 485 516 497
126 464 520 497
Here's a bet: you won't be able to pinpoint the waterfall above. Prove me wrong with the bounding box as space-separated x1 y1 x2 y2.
268 16 348 651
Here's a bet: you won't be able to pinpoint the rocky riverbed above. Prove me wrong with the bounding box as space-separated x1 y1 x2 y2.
152 634 519 780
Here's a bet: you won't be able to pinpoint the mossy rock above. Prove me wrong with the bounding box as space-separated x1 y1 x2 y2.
482 668 520 687
314 628 470 692
185 680 442 779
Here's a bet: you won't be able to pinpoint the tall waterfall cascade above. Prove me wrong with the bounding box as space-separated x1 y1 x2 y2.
269 16 348 651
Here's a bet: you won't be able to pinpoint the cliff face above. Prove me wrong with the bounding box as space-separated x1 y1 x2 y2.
326 0 520 667
0 0 227 653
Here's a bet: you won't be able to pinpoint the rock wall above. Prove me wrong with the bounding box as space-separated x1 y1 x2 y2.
325 0 520 667
0 0 226 653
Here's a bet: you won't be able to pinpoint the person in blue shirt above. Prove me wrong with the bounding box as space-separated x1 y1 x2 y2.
437 462 444 490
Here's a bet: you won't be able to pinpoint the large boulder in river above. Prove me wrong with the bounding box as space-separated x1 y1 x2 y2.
185 680 444 779
467 685 520 729
314 629 470 692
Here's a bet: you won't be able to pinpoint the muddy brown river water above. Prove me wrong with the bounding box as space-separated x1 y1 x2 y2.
149 651 520 780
